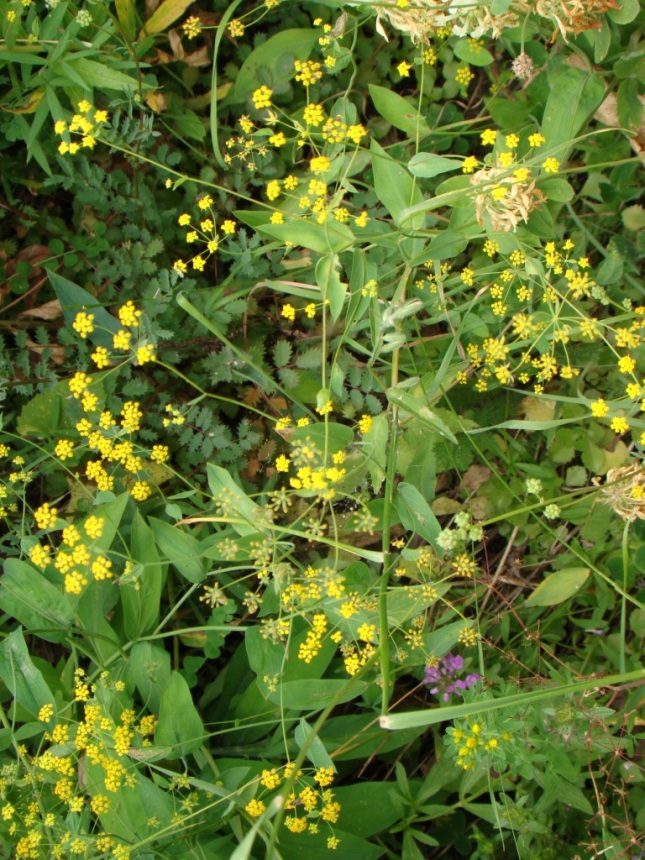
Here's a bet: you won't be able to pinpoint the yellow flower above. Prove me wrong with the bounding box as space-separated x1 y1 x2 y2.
358 414 373 434
183 15 202 38
610 416 629 435
228 19 244 37
72 312 95 338
480 129 497 145
591 399 609 418
252 86 273 110
282 304 296 321
542 157 560 173
528 132 545 147
397 61 412 78
462 156 478 174
275 455 291 472
245 798 266 818
221 219 236 235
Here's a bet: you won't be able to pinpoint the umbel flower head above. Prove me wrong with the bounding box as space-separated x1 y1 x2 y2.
370 0 518 41
471 163 546 233
424 653 480 702
601 462 645 522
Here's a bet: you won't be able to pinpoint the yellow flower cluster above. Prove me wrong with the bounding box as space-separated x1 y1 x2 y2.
173 200 237 274
54 101 109 155
447 720 511 770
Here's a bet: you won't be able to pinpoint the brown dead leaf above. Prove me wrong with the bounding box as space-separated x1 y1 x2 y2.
19 299 62 320
26 337 66 365
520 396 556 422
183 46 210 67
462 464 491 492
168 28 184 60
145 90 167 112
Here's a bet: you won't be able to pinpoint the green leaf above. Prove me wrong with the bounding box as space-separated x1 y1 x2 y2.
0 629 55 718
252 218 355 254
524 567 590 607
149 517 205 583
289 421 354 453
396 483 442 549
294 718 335 770
617 78 644 131
121 512 165 640
608 0 640 23
386 388 458 443
228 29 319 103
155 672 205 757
408 152 462 178
207 464 270 536
0 560 73 642
538 178 575 202
130 641 172 714
370 139 424 228
368 84 430 136
453 38 494 66
16 383 64 436
316 253 346 321
272 339 293 368
268 679 367 711
540 67 605 161
115 0 137 39
139 0 194 37
66 58 141 93
49 271 120 349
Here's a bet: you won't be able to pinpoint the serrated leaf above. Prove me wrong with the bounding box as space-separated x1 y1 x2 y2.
524 567 590 608
272 339 293 368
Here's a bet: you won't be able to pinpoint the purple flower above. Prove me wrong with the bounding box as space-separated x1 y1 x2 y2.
423 653 480 702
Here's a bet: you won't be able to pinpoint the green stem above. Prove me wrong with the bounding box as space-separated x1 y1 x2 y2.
378 268 409 715
620 520 629 675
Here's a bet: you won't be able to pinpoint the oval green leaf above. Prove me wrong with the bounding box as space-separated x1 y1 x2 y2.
524 567 590 608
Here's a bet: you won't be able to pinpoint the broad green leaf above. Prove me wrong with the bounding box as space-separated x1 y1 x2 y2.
541 67 605 160
371 139 424 228
0 560 73 642
0 629 55 718
139 0 193 37
369 84 430 136
295 718 335 770
49 271 120 348
538 178 575 202
289 421 354 454
16 383 64 436
85 762 173 841
408 152 462 178
316 253 346 321
608 0 639 23
453 38 494 66
207 464 271 536
269 679 367 711
524 567 590 607
115 0 137 39
155 672 205 757
396 483 442 549
228 29 319 103
130 641 172 714
253 218 355 254
387 388 458 443
121 512 165 640
66 58 141 93
149 517 205 582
